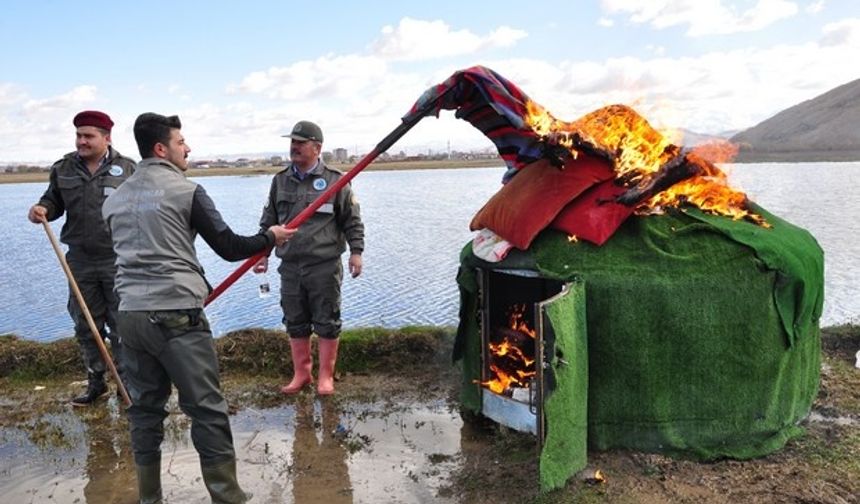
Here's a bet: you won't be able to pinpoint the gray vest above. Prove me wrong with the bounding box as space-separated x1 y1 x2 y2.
103 159 209 311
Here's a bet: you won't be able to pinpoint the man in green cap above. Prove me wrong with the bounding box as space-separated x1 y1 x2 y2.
254 120 365 396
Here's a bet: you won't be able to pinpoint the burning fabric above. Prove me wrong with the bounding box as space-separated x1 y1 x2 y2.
407 66 767 248
440 66 824 491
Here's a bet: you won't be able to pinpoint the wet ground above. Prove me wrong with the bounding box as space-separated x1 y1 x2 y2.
0 371 480 504
1 326 858 504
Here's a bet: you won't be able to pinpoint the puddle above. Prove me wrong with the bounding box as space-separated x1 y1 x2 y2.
0 393 469 503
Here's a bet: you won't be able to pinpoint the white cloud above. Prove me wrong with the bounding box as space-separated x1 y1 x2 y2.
22 85 98 114
450 18 857 137
229 55 389 101
0 85 106 162
647 44 667 55
2 15 858 163
601 0 800 36
819 17 860 47
806 0 825 14
370 17 527 61
0 83 26 107
598 17 615 27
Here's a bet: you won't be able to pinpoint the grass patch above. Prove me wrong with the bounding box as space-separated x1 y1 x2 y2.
217 326 453 375
0 334 82 381
0 327 455 380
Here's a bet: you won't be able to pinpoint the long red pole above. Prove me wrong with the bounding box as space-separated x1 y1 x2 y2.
204 96 445 306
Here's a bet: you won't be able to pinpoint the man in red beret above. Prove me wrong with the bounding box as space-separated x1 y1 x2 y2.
27 110 137 406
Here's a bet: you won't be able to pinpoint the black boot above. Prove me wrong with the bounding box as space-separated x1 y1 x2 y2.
71 372 107 407
201 459 252 504
136 462 163 504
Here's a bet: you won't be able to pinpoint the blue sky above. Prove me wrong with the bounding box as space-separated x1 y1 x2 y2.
1 0 858 163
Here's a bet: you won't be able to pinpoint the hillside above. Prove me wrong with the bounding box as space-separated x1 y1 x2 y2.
731 78 860 162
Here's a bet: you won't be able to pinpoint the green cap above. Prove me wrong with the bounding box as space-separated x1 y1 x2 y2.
283 120 323 143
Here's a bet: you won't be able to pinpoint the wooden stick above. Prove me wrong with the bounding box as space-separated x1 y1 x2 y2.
41 220 131 407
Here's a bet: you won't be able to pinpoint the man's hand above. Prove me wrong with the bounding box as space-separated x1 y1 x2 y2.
348 253 363 278
28 204 47 224
269 225 297 247
253 256 269 274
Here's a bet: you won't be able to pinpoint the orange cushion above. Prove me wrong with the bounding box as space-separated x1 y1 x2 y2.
470 152 614 249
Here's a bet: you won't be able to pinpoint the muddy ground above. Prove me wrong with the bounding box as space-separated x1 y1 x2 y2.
0 326 857 503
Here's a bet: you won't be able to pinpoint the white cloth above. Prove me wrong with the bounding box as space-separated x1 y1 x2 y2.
472 228 513 263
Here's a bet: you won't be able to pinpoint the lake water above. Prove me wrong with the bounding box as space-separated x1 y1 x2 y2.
1 163 857 342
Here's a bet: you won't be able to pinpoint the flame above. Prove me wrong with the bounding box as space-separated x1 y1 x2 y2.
523 101 768 226
525 101 677 182
508 303 536 338
489 339 535 368
639 149 770 226
478 305 537 395
583 469 606 485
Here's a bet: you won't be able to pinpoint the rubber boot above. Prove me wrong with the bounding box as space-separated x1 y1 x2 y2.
201 459 251 504
281 338 313 394
317 337 339 396
71 371 108 407
135 462 163 504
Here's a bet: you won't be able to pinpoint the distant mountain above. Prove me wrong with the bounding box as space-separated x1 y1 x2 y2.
677 128 734 147
730 78 860 162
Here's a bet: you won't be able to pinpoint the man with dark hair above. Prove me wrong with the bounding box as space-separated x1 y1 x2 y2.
103 112 295 504
254 120 364 396
27 110 135 406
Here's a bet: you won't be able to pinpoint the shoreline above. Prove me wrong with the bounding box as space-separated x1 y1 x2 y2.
0 158 505 184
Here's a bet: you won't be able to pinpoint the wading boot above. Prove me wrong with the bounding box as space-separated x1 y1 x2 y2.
201 459 252 504
136 462 163 504
71 372 107 407
281 338 313 394
317 337 339 396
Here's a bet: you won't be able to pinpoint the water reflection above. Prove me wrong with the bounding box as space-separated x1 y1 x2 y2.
291 397 352 503
78 402 136 503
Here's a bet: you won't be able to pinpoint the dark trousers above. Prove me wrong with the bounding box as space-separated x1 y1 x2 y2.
278 259 343 339
118 310 236 467
67 255 122 376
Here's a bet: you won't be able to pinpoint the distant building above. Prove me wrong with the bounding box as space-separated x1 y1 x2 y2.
333 148 348 163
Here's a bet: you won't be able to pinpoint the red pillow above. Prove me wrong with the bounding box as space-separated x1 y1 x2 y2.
470 152 614 250
550 179 636 246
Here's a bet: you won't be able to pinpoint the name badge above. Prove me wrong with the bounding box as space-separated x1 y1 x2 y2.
316 203 334 214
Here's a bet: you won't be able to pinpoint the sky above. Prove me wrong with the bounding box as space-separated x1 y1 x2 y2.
1 0 858 164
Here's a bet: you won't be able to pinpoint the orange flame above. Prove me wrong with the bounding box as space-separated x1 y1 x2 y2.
639 148 770 226
508 303 536 338
523 101 768 226
525 102 676 182
478 305 537 395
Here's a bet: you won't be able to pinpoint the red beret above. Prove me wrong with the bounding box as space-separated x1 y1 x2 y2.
73 110 114 132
